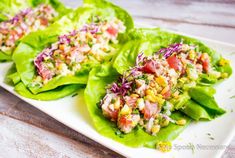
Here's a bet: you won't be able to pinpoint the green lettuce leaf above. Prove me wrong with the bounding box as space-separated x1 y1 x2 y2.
0 0 72 61
189 86 226 118
84 63 191 148
83 0 134 32
181 100 212 121
4 63 21 85
113 28 232 79
112 28 228 121
11 0 134 100
15 82 84 100
113 40 153 74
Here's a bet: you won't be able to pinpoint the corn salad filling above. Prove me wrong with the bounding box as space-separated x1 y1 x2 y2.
33 18 125 85
100 43 228 135
0 4 58 52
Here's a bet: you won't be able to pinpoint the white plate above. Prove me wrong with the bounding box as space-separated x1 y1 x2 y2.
0 27 235 158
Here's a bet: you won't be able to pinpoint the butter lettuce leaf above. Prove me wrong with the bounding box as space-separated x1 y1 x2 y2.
112 28 228 120
0 0 72 61
15 82 83 100
11 0 134 100
84 63 191 148
114 28 232 78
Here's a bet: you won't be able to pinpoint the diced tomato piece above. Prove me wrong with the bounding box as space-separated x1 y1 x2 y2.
109 110 119 121
202 61 209 72
105 109 119 121
142 60 157 74
167 55 183 72
118 115 132 127
107 26 118 36
40 18 49 26
199 53 210 72
0 28 8 34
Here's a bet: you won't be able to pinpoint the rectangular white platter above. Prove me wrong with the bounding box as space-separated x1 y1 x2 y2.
0 25 235 158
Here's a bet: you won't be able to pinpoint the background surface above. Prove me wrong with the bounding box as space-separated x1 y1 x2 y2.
0 0 235 157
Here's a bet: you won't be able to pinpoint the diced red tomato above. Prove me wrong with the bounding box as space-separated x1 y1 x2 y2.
40 18 49 26
118 115 132 127
0 28 8 34
105 109 119 121
142 60 157 74
167 55 183 72
107 26 118 36
199 53 210 72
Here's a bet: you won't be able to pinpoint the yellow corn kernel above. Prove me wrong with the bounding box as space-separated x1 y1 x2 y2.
114 98 121 109
120 104 131 115
188 50 196 60
151 88 157 95
145 89 154 96
135 80 143 88
102 47 107 52
160 118 169 127
161 86 170 95
219 58 230 66
59 44 65 51
176 119 186 126
155 76 167 87
155 95 165 105
151 125 160 134
137 98 145 110
154 119 159 124
146 89 165 104
221 72 228 79
130 93 139 98
58 64 63 70
155 83 160 89
86 32 93 39
146 95 157 103
150 81 155 87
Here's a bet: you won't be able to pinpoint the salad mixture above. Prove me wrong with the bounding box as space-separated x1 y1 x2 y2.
3 0 233 151
0 4 58 52
100 43 229 134
33 18 125 85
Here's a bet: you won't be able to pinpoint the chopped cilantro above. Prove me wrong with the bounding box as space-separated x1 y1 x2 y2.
71 93 78 97
132 109 140 114
88 41 93 47
111 98 115 104
115 130 124 138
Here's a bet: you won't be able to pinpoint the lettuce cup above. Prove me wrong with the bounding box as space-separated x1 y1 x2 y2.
9 0 134 100
0 0 72 61
84 28 232 149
